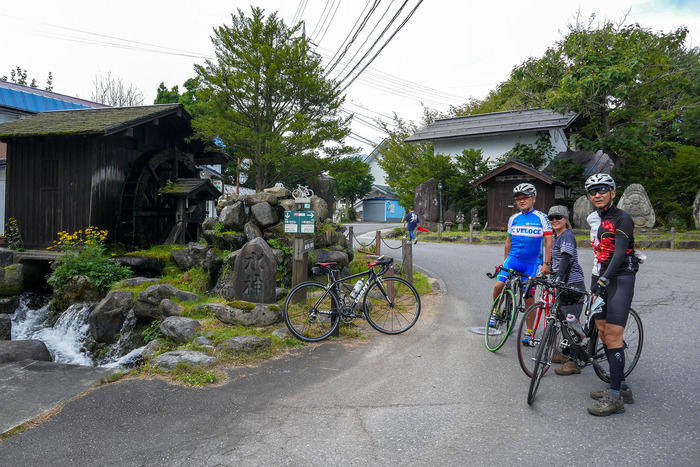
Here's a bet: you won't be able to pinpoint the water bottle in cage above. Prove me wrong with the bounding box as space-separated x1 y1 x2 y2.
566 314 586 339
349 279 364 299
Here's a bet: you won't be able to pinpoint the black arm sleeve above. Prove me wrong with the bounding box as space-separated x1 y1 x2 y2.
601 235 630 280
556 252 572 281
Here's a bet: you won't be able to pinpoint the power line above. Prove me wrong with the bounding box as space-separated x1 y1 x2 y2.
315 0 344 45
340 0 424 93
325 0 381 76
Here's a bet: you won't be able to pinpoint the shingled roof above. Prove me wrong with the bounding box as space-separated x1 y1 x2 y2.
405 109 579 143
0 104 187 138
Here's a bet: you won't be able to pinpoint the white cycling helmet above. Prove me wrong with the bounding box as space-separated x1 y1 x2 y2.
513 183 537 197
585 173 616 191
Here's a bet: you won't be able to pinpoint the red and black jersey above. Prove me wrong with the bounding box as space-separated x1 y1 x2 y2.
593 204 637 276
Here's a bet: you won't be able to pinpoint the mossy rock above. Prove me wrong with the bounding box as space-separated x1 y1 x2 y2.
226 300 256 311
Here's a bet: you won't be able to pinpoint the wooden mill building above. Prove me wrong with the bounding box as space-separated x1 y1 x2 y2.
0 104 222 249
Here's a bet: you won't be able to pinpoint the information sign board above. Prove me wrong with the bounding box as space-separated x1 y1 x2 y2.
284 210 316 234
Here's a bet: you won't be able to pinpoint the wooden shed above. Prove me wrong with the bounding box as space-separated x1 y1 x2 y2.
473 159 567 230
0 104 222 249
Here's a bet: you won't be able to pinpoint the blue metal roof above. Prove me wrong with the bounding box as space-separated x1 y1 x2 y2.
0 81 108 113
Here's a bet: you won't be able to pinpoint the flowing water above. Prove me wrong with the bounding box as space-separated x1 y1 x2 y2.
10 292 143 368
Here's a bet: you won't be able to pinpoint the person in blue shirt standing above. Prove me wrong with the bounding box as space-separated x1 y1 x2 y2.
403 207 420 244
491 183 553 341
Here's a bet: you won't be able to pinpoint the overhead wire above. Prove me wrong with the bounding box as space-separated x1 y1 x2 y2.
324 0 381 76
340 0 424 92
324 0 373 75
315 0 343 45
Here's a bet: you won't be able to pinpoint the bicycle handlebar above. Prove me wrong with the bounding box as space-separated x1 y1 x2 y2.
486 265 533 280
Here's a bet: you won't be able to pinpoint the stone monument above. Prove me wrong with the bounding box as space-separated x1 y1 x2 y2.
456 211 465 231
232 237 277 304
693 190 700 230
470 208 481 228
617 184 655 228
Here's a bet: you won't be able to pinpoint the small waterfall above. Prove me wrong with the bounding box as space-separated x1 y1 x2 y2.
10 292 143 368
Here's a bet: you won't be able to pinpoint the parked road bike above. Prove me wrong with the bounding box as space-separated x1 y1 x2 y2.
524 276 643 405
283 255 421 342
484 265 533 352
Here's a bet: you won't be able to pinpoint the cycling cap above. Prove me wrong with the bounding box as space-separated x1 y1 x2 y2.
548 205 569 219
513 183 537 197
585 173 616 191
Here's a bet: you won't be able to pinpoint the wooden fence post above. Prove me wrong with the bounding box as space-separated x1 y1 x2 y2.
348 226 354 251
670 227 675 250
375 230 381 256
402 236 413 285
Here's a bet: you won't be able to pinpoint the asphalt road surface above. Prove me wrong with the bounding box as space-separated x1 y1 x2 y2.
1 237 697 466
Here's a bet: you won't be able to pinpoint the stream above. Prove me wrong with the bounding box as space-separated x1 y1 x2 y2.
9 292 144 368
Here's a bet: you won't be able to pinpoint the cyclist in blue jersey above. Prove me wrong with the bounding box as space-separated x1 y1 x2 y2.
491 183 553 337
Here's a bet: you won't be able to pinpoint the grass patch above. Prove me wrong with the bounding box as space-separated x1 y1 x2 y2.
170 363 220 387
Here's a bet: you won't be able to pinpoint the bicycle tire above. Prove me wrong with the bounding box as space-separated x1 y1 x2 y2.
527 320 556 405
363 276 421 334
283 281 340 342
517 301 552 378
485 289 516 352
591 307 644 383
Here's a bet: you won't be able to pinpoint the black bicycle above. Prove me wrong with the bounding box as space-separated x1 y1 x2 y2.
283 255 421 342
525 276 643 405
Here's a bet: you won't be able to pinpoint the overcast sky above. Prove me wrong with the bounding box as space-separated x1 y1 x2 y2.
2 0 699 154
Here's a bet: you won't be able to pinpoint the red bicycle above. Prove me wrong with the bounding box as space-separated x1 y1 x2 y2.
516 277 560 377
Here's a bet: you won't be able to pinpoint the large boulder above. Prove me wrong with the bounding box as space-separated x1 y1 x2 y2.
219 201 248 231
133 284 200 321
617 183 655 228
160 298 183 317
88 291 134 343
215 335 271 355
215 301 283 326
243 221 263 242
264 186 291 199
216 193 244 215
112 255 163 277
308 249 349 271
160 316 202 344
0 313 11 340
0 296 19 314
250 202 279 229
573 195 595 229
245 192 278 206
693 190 700 230
52 275 104 312
0 263 23 297
310 195 329 225
0 340 52 363
150 349 217 370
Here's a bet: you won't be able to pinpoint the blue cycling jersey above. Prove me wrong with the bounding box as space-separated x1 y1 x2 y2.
507 209 552 264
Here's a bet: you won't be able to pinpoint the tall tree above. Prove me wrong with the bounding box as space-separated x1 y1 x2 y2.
193 7 355 191
91 70 144 106
329 156 374 219
445 148 491 218
154 77 201 116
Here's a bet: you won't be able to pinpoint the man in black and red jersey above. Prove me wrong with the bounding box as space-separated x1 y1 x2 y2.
585 174 640 417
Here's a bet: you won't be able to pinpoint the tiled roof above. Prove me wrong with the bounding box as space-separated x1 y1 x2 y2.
0 80 108 113
0 104 186 138
405 109 579 143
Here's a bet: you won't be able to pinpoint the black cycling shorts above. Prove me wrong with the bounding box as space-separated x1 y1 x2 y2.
592 274 636 327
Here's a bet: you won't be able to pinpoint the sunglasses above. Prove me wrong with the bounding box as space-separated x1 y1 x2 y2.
548 215 564 221
514 196 532 202
588 187 611 196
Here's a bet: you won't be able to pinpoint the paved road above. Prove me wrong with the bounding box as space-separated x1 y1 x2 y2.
1 240 697 466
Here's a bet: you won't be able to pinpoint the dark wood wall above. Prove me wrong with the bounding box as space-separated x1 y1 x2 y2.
486 179 556 230
6 136 140 248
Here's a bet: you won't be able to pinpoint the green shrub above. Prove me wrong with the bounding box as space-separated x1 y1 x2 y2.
47 227 132 292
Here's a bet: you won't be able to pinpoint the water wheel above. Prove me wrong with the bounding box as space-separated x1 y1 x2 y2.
120 148 198 249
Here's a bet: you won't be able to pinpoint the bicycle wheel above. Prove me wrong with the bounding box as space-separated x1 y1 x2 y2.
591 307 644 382
363 276 421 334
485 289 516 352
283 281 340 342
527 320 557 405
517 302 552 378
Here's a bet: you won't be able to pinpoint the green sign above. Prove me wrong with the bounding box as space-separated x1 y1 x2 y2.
284 210 315 234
